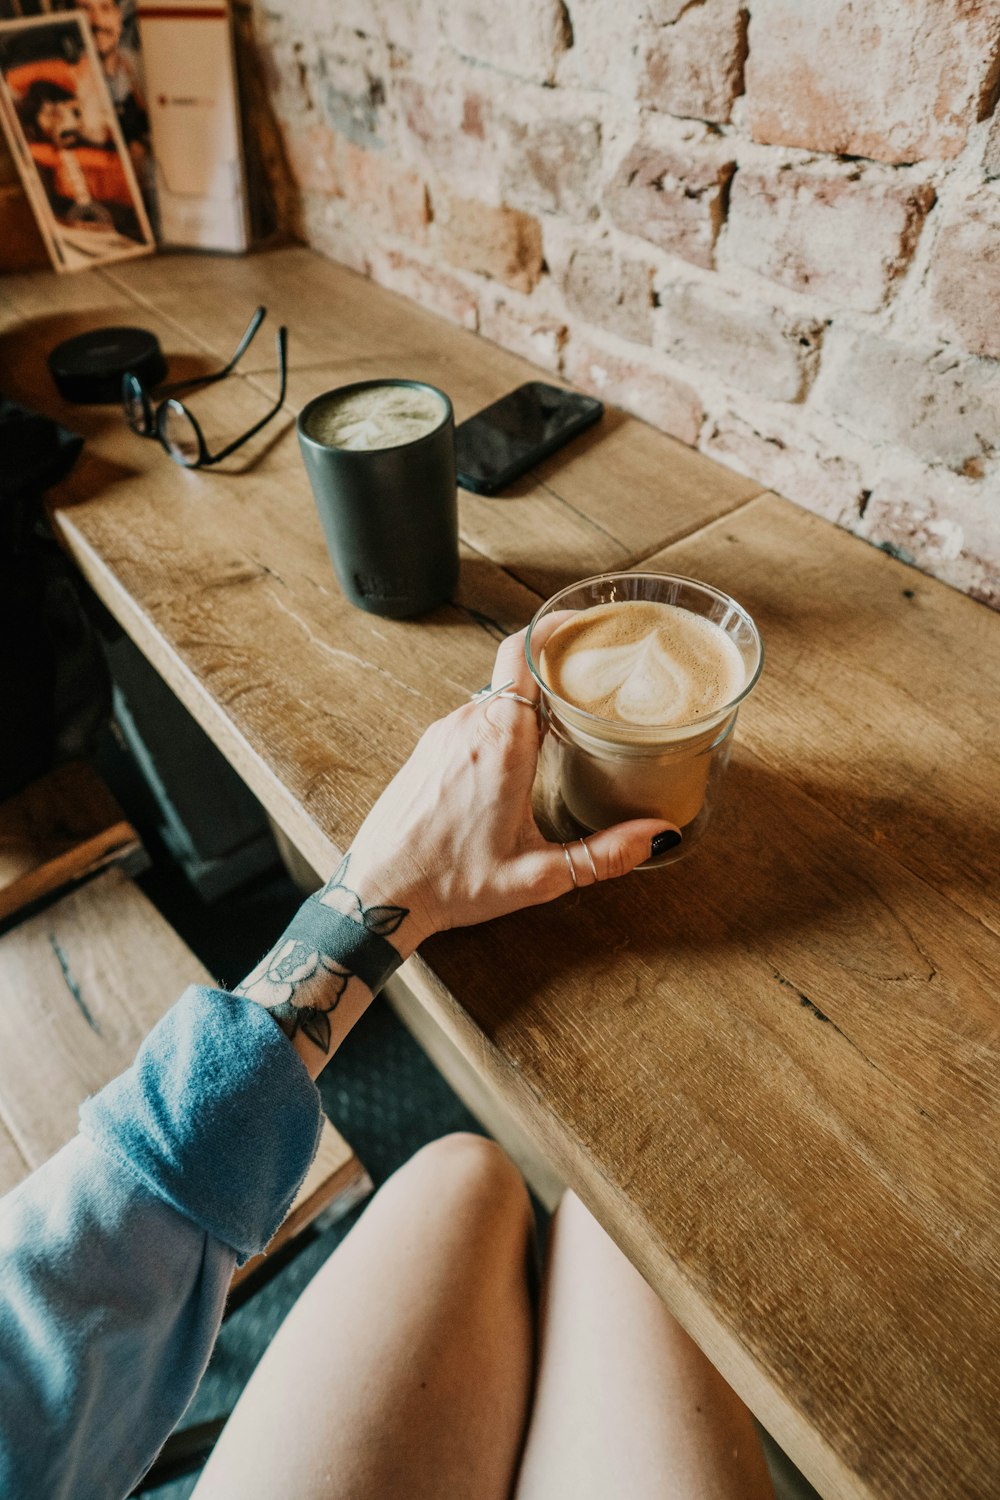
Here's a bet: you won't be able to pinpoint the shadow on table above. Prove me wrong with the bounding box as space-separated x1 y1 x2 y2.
426 750 933 1026
45 449 140 509
2 311 294 475
445 552 542 638
0 312 222 417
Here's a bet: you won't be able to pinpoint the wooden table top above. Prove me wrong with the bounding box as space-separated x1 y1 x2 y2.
2 245 997 1500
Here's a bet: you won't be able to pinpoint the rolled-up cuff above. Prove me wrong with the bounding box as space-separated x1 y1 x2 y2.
79 986 322 1263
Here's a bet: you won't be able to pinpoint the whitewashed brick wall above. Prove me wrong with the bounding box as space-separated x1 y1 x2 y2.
13 0 995 601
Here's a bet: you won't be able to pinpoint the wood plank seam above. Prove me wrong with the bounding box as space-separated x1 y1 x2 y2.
96 258 770 560
97 268 240 363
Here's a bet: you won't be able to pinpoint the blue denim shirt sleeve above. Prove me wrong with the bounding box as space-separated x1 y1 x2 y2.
0 984 323 1500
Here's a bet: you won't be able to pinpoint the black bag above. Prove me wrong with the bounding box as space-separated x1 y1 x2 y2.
0 396 111 799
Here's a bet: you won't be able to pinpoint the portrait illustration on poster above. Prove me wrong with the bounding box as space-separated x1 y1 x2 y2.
0 10 154 269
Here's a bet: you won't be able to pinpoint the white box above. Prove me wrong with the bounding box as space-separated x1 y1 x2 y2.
138 0 249 251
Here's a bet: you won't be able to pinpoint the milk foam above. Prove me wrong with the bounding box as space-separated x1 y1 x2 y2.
541 600 746 726
307 385 445 451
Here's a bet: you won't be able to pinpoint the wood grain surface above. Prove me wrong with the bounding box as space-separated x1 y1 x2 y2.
4 246 998 1500
0 867 215 1170
0 762 144 926
642 496 1000 936
104 246 763 596
415 738 1000 1500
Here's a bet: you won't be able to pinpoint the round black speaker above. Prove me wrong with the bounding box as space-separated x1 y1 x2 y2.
48 326 168 404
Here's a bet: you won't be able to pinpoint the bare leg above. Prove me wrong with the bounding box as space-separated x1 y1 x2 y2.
514 1191 775 1500
193 1134 534 1500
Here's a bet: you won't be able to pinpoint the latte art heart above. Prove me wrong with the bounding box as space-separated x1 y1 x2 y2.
540 600 747 727
557 634 691 724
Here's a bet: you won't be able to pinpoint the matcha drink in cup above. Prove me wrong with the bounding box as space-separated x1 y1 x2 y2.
526 572 763 866
297 379 457 619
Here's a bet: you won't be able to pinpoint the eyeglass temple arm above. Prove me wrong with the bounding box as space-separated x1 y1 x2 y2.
217 305 268 375
202 327 289 465
154 306 267 398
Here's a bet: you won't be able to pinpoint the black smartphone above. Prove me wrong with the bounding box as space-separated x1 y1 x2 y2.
455 381 604 495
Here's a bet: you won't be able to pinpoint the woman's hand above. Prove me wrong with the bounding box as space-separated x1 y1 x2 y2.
239 624 679 1074
345 624 679 953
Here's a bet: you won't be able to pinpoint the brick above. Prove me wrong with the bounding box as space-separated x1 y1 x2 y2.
254 35 310 116
281 123 341 195
478 294 567 372
314 37 388 149
605 128 735 270
744 0 1000 164
654 282 823 401
304 0 384 37
395 77 497 193
433 191 544 293
337 139 430 241
812 329 1000 474
280 128 431 241
563 332 703 444
553 1 642 97
367 0 429 54
563 245 655 345
703 410 865 527
301 0 425 53
725 163 935 313
856 471 1000 607
500 115 602 223
295 195 368 276
367 247 479 330
462 94 487 141
443 0 571 84
637 0 747 124
928 184 1000 360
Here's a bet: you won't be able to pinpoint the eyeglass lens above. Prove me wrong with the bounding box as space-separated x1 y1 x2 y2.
159 401 202 467
123 374 153 436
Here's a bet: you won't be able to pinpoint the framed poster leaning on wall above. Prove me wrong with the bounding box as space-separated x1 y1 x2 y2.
0 11 154 271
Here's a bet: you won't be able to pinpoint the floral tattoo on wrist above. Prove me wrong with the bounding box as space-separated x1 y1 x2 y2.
235 854 408 1053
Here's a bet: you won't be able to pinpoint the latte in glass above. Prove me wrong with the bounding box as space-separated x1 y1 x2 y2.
528 576 763 856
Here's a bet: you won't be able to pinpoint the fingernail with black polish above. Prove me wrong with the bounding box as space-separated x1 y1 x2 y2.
650 829 682 857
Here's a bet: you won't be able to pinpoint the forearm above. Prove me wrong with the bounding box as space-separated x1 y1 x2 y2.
0 849 420 1495
234 851 425 1079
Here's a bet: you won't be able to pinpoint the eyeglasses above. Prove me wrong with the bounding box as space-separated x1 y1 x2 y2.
122 304 266 438
156 327 288 469
119 318 289 474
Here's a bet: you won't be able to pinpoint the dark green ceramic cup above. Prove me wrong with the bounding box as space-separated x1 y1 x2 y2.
297 379 458 619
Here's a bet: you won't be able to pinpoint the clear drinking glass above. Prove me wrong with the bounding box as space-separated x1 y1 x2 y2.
525 571 763 866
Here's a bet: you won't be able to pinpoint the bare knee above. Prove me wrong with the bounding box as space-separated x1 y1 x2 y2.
416 1132 529 1207
391 1133 532 1240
